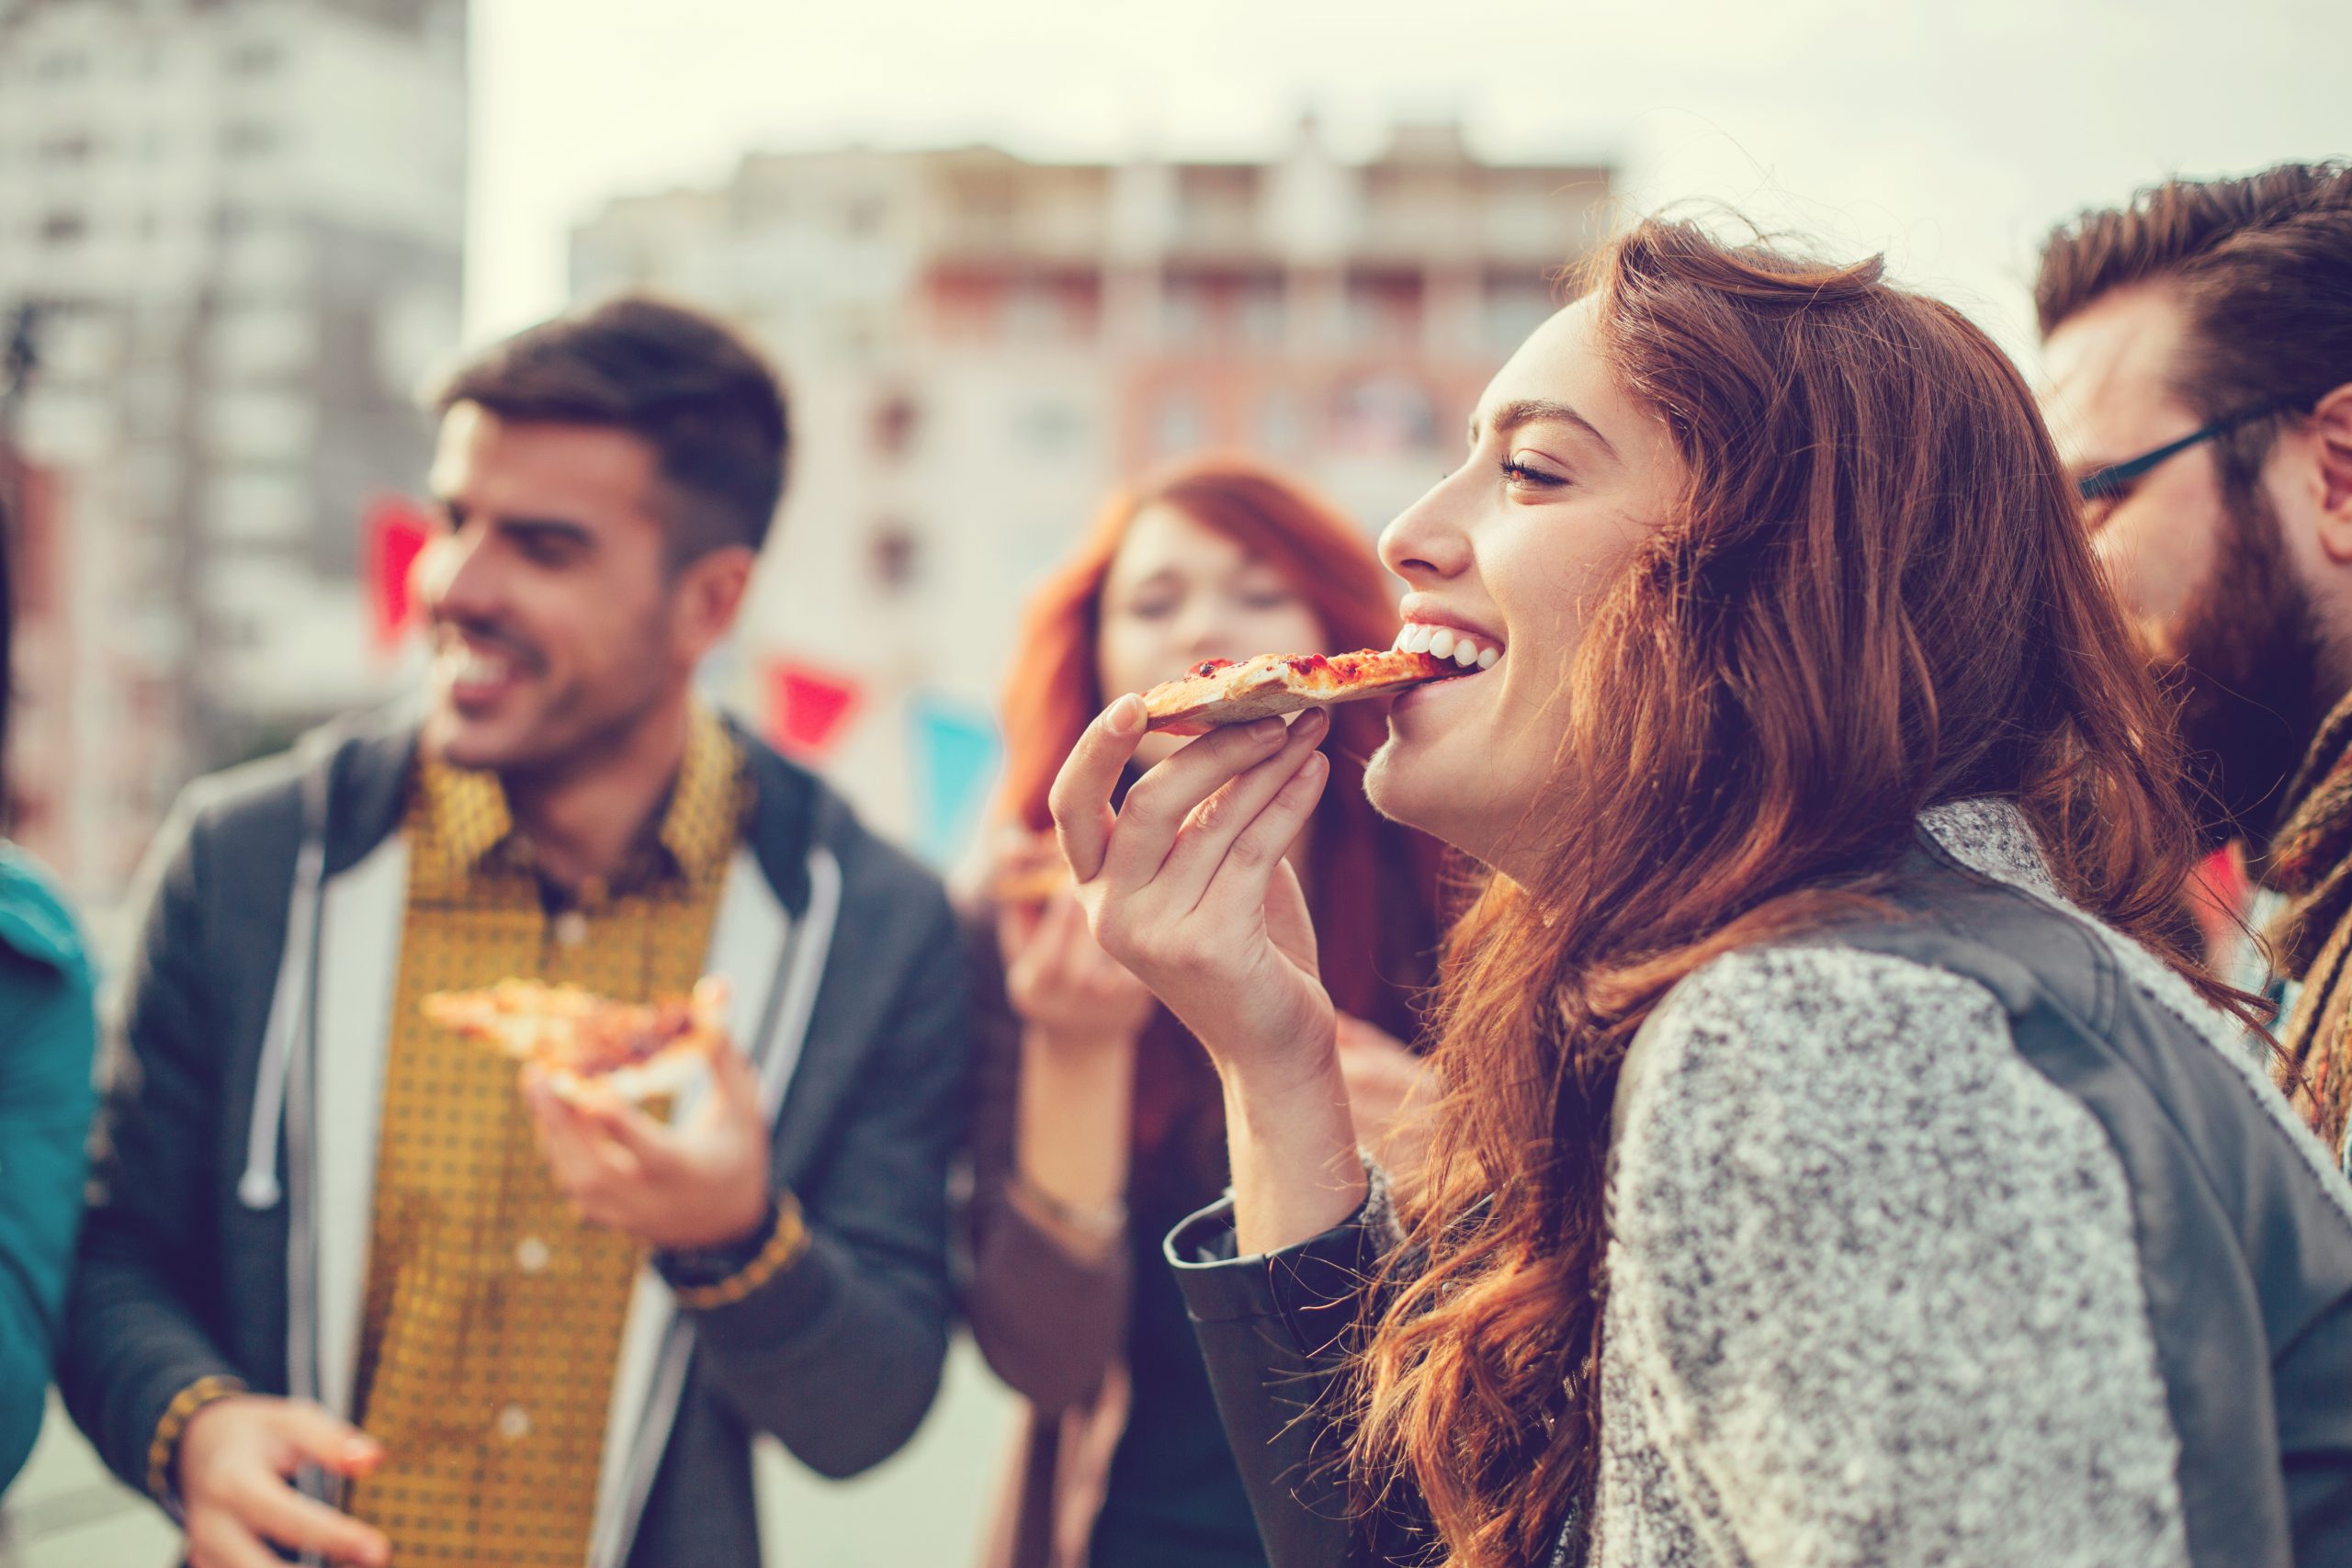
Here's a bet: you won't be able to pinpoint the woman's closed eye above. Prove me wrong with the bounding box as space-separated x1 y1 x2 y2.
1500 452 1571 491
1235 584 1301 613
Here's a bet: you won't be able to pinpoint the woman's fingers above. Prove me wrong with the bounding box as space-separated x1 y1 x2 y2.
1095 714 1292 890
1048 694 1147 881
1149 709 1330 913
1192 749 1331 928
1260 856 1321 972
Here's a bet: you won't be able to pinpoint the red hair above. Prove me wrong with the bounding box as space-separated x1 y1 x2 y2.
997 455 1448 1184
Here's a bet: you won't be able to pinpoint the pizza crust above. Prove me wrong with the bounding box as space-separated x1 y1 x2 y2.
1140 649 1456 735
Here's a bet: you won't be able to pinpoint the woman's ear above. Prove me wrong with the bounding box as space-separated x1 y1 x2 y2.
2311 384 2352 564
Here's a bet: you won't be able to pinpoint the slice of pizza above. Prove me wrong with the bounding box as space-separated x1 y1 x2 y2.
1140 649 1458 736
422 975 730 1100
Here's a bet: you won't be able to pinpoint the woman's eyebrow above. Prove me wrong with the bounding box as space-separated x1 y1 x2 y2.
1117 565 1182 594
1476 397 1620 460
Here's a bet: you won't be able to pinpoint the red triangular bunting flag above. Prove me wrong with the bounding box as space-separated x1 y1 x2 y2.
366 496 434 651
766 660 862 759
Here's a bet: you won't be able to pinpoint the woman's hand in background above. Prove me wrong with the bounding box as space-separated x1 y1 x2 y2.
991 828 1155 1243
993 830 1156 1054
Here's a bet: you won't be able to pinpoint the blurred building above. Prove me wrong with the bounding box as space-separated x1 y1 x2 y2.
571 120 1611 841
0 0 465 894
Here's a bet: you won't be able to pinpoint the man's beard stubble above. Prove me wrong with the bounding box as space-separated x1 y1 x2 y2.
2164 482 2334 854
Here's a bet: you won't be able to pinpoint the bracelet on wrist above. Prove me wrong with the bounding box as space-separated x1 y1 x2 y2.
1009 1171 1127 1243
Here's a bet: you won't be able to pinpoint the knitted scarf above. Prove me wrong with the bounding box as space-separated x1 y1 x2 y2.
2264 688 2352 1157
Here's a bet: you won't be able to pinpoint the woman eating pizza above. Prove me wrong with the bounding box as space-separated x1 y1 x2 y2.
963 456 1448 1568
1047 220 2352 1567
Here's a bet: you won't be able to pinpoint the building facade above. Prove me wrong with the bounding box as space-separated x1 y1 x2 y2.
572 121 1611 849
0 0 465 893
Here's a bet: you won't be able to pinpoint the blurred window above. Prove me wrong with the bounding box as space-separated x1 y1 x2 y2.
868 521 922 595
927 271 1001 341
35 51 89 82
1483 276 1554 353
1255 389 1307 453
1174 166 1261 250
1164 269 1280 350
1345 269 1423 348
871 393 919 459
1004 282 1068 344
1018 400 1084 455
212 305 317 383
1237 278 1284 348
1151 389 1206 456
221 121 278 158
205 468 308 545
227 41 282 75
1331 374 1440 457
1164 283 1207 346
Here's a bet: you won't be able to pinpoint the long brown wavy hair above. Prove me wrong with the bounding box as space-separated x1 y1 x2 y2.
1351 220 2246 1566
998 456 1447 1200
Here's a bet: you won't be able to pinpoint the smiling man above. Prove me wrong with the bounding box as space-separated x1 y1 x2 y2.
61 299 973 1568
2036 164 2352 1161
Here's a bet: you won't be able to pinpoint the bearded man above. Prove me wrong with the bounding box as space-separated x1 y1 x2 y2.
2038 162 2352 1160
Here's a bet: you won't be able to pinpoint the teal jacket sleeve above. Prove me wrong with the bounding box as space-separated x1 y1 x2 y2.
0 848 97 1495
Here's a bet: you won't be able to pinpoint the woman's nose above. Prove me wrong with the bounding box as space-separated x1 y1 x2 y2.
1181 608 1235 660
1380 476 1472 584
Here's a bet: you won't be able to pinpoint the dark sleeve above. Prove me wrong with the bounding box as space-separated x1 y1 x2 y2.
0 942 96 1491
1167 1186 1419 1568
668 891 973 1479
56 803 248 1499
957 907 1132 1414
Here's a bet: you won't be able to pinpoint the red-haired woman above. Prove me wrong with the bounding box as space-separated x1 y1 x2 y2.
1050 222 2352 1568
967 457 1447 1568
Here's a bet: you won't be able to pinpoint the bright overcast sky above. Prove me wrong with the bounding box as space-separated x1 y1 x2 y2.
469 0 2346 363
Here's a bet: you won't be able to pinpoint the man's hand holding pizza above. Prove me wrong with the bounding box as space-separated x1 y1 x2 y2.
522 1034 775 1254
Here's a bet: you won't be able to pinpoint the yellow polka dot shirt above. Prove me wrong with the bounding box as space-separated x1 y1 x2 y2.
345 705 748 1566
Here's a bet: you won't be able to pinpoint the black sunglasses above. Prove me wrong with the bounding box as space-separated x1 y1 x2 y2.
2076 397 2301 502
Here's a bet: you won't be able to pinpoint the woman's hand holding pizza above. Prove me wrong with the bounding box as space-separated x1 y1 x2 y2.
1048 694 1366 1252
522 1033 774 1253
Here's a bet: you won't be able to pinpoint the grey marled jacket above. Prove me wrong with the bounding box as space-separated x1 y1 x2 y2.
1170 802 2352 1567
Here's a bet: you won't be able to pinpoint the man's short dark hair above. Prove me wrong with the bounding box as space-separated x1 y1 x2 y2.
436 296 789 563
2036 163 2352 491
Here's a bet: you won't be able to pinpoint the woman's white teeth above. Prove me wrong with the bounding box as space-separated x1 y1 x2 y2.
456 652 512 684
1394 623 1504 669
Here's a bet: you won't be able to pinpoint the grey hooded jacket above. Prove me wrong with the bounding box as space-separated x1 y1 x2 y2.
59 707 974 1567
